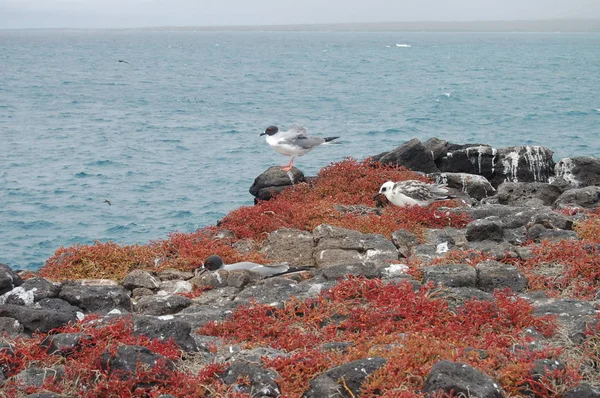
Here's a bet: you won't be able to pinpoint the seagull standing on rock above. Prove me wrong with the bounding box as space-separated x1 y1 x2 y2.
260 125 340 171
374 180 451 207
199 255 309 278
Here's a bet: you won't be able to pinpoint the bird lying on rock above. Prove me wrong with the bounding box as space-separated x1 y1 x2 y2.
260 125 340 171
198 255 310 278
374 180 451 207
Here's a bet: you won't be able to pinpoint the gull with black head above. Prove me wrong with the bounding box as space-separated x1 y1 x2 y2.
260 125 339 171
198 255 309 278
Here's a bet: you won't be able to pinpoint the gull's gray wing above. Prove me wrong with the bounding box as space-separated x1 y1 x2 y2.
223 261 290 277
394 180 449 202
278 126 327 150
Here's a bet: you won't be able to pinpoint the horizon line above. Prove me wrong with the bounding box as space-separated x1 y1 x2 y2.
2 18 600 32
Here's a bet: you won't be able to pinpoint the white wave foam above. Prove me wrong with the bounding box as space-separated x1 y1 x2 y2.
395 44 411 48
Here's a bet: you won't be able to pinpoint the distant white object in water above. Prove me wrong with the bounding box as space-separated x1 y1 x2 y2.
374 180 450 207
395 44 411 48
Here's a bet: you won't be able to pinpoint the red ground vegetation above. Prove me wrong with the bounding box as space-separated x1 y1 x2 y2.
512 240 600 300
574 208 600 243
199 277 579 397
0 316 244 397
38 159 470 281
219 159 470 240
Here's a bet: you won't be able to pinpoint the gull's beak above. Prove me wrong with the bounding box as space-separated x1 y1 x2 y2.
194 266 207 277
259 132 266 136
373 192 383 200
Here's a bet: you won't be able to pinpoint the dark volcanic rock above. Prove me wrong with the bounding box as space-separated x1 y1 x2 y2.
262 228 316 267
423 137 450 161
391 229 421 258
134 294 192 316
220 361 281 397
431 172 496 200
496 182 562 206
122 270 160 291
526 224 578 242
422 264 477 288
422 360 504 398
372 138 439 173
2 277 59 305
132 316 199 352
555 156 600 188
437 145 497 180
100 345 175 380
23 392 66 398
15 365 64 388
320 262 383 280
0 316 24 336
532 298 596 328
249 166 305 201
529 211 574 230
476 260 528 292
466 219 504 242
439 287 494 308
0 304 78 334
190 270 230 289
303 357 387 398
40 333 93 357
0 263 23 296
157 269 194 281
489 146 554 187
37 298 81 316
563 383 600 398
234 277 304 305
554 186 600 209
59 282 133 314
313 224 398 267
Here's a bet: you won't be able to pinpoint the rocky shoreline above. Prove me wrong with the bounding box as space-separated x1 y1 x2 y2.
1 137 600 397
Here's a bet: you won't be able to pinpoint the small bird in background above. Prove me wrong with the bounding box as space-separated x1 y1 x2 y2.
103 199 112 206
118 60 130 64
260 125 340 171
374 180 451 207
199 255 309 278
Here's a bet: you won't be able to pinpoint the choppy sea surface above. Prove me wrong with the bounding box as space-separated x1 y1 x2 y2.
1 30 599 270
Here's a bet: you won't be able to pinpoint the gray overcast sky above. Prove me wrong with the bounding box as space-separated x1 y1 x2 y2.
1 0 599 29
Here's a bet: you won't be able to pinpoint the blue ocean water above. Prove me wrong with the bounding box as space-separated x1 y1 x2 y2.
1 30 599 270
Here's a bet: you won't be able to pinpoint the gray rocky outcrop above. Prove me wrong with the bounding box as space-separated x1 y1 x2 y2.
422 264 477 288
220 361 281 397
262 228 316 266
371 138 439 173
554 157 600 188
303 357 387 398
476 260 528 292
0 263 23 296
431 172 496 200
496 182 562 206
554 186 600 209
0 304 79 334
100 344 175 380
134 294 192 316
313 224 398 267
249 166 305 201
422 360 505 397
59 282 133 314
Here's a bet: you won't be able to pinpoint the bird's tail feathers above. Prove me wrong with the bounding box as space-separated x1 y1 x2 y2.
323 136 341 144
270 266 312 277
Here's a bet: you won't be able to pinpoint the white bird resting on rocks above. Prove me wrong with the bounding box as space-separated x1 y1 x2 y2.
260 125 340 171
198 255 309 278
374 180 451 207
